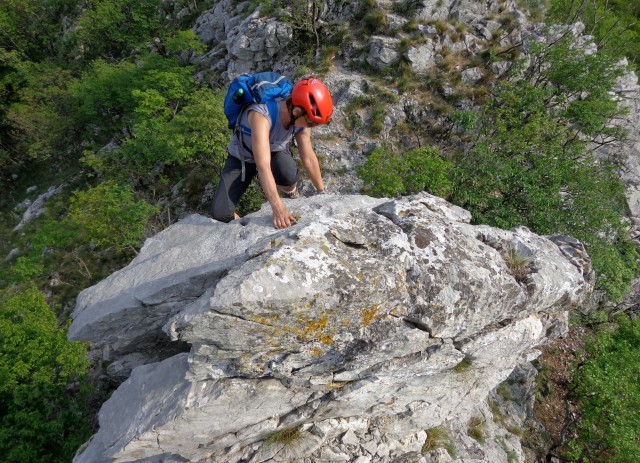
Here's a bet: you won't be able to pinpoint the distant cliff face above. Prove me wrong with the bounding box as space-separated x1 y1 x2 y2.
69 193 592 463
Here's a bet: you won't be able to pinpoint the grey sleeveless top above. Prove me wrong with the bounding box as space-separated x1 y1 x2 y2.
228 101 299 162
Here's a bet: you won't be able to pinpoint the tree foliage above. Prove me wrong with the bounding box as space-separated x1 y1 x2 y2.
547 0 640 67
0 286 92 463
357 145 453 198
72 0 164 61
451 33 637 301
72 46 228 178
0 0 80 61
68 180 158 252
4 60 78 163
568 316 640 463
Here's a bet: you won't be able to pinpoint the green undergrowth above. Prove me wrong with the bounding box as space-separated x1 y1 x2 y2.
0 286 93 462
566 315 640 463
357 145 453 198
265 426 304 446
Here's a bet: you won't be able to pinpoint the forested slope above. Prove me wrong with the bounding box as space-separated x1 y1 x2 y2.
0 0 639 461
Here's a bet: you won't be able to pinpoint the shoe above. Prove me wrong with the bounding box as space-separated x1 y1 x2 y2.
279 185 300 199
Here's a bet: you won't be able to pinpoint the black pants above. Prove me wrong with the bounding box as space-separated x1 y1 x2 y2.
210 152 301 222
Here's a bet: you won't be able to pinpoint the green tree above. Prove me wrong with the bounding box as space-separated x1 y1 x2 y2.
547 0 640 67
68 180 158 253
118 82 228 170
71 0 164 61
568 316 640 463
0 49 79 194
357 145 453 198
72 44 228 179
4 60 77 162
450 34 637 300
71 58 146 144
0 286 92 463
0 0 80 62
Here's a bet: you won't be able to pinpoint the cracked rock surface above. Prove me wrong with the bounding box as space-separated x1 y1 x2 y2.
70 193 592 463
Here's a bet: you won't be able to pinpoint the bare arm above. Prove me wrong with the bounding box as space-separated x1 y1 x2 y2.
295 128 325 192
249 111 295 229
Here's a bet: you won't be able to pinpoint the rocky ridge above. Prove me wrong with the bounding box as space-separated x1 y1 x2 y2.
192 0 538 195
67 0 640 461
70 193 593 462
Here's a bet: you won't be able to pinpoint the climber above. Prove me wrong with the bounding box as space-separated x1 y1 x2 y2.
210 77 333 229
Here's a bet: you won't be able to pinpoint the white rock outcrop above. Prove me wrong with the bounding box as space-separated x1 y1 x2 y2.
70 193 592 463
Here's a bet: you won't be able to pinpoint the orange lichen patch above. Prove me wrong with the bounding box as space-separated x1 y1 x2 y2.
360 305 380 327
325 380 351 390
309 346 325 356
284 315 334 345
249 315 281 326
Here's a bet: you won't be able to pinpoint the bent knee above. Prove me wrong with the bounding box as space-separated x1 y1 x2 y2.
210 203 235 223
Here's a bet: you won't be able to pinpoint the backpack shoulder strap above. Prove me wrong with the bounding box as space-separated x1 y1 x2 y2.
265 99 279 135
238 101 279 137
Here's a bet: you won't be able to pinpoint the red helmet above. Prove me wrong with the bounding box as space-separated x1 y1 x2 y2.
291 77 333 125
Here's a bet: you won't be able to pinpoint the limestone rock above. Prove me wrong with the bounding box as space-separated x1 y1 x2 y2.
460 66 483 85
367 36 401 70
71 193 591 463
13 185 64 231
405 41 436 74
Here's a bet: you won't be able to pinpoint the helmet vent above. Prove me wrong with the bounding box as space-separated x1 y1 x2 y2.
308 94 320 117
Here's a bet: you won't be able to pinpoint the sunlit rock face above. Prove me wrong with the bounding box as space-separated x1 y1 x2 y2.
70 193 592 463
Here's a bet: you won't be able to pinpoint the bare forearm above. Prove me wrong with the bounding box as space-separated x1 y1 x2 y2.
302 156 324 191
257 165 283 208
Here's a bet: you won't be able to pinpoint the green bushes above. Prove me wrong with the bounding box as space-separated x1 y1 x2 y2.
0 4 233 461
0 287 92 462
72 0 164 61
0 0 81 61
450 35 637 301
547 0 640 67
73 51 228 179
68 181 158 253
567 316 640 463
357 146 453 198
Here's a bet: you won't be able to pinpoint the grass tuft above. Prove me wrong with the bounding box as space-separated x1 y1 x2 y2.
453 357 472 372
504 247 530 282
467 415 486 443
265 426 303 446
422 426 456 458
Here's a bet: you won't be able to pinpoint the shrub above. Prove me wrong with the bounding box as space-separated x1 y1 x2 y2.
2 57 77 169
357 145 453 198
453 357 472 373
503 247 530 282
0 287 92 462
119 87 228 171
68 180 158 253
547 0 640 66
450 35 638 300
567 316 640 463
10 256 45 282
363 10 388 33
73 51 229 177
0 0 80 61
71 0 164 60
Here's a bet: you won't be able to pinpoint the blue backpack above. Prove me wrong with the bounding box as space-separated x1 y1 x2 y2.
223 72 293 130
